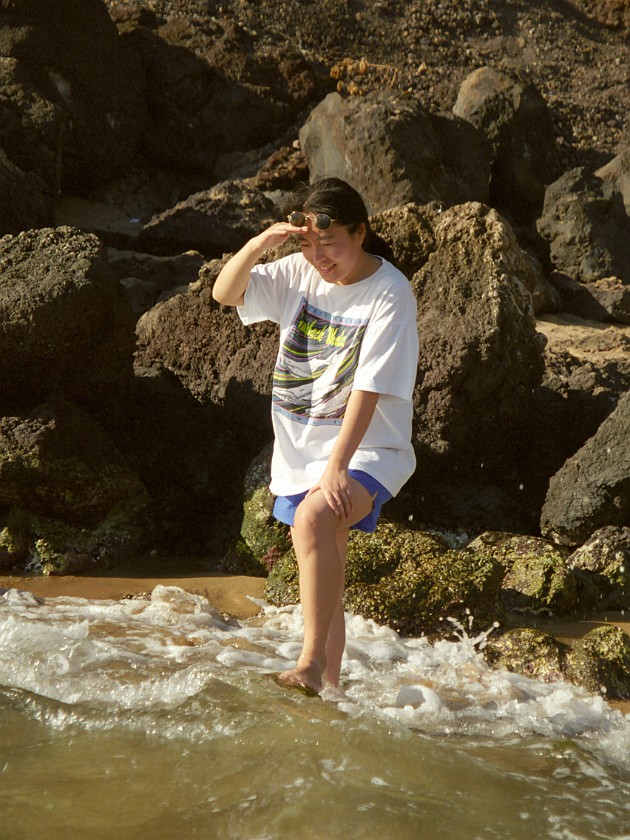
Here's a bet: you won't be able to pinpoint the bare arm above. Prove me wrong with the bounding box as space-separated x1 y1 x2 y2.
212 220 307 306
307 389 380 519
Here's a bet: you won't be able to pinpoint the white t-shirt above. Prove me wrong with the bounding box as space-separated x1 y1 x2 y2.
237 252 418 496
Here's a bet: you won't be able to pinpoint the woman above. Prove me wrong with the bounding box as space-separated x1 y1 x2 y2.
213 177 418 695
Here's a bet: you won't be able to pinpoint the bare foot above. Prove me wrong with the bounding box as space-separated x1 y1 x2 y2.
276 657 324 695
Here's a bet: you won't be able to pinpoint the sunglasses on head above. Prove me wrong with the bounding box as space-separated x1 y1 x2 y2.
287 211 335 231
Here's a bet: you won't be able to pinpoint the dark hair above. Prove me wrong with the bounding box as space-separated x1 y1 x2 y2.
291 177 396 264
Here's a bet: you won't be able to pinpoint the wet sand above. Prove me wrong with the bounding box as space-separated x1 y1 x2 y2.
0 556 266 619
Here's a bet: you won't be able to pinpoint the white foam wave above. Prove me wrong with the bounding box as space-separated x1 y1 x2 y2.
1 584 629 767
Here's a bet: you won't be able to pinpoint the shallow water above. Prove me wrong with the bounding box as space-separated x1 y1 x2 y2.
2 585 630 840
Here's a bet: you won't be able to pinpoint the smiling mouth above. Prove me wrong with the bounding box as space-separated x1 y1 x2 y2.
318 263 336 273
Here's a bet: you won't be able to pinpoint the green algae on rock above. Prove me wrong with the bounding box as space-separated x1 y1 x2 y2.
0 500 150 576
263 547 300 607
565 625 630 700
483 627 569 684
224 445 290 577
567 526 630 610
467 532 577 616
265 522 504 636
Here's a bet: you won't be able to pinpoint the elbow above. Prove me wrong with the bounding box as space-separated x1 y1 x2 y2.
212 285 233 306
211 283 226 305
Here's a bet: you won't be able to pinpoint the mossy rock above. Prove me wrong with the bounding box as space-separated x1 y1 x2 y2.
264 547 300 606
568 527 630 610
565 625 630 700
0 497 151 575
483 627 568 683
468 532 577 616
265 522 504 636
226 444 291 576
240 484 291 568
345 544 503 636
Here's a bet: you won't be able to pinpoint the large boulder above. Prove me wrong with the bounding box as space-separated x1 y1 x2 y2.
596 146 630 214
549 273 630 325
299 90 490 214
0 0 146 193
106 247 206 319
484 625 630 699
116 366 242 557
537 167 630 284
483 628 568 684
135 257 278 456
0 400 148 528
113 10 325 176
453 67 562 225
0 227 135 419
369 203 438 282
265 522 504 636
0 147 52 235
411 202 546 476
0 400 151 574
221 444 291 576
0 504 148 576
541 390 630 546
138 180 276 258
527 316 630 499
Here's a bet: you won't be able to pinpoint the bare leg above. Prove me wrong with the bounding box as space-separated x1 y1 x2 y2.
322 529 349 687
277 481 373 694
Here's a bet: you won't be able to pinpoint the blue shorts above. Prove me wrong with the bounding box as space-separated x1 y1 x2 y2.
272 470 393 533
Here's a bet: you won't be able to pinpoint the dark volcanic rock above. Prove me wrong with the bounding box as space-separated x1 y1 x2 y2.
0 227 135 419
114 13 325 176
265 522 504 636
411 202 546 477
0 399 151 574
0 148 52 234
483 628 568 684
537 167 630 284
0 400 148 528
135 257 278 457
369 203 438 282
565 625 630 700
117 366 241 556
596 145 630 214
0 0 146 193
541 390 630 546
453 66 562 225
138 180 276 257
106 247 206 319
299 90 490 214
550 273 630 325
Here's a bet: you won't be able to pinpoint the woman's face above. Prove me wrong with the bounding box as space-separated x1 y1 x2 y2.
298 221 367 286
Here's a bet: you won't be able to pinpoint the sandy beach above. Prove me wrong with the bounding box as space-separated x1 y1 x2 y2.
0 556 266 620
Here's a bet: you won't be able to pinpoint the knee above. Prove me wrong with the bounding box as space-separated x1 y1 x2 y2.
293 495 335 536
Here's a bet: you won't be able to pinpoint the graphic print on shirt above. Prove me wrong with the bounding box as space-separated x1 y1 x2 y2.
272 297 368 426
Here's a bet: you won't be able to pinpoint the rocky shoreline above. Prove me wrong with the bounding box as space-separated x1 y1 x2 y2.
1 0 630 699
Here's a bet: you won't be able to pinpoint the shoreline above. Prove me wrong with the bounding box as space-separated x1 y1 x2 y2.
2 568 628 715
0 559 265 620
